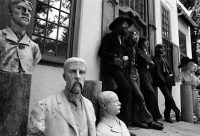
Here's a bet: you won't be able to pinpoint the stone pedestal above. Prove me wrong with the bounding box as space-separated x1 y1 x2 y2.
192 89 200 120
82 80 102 123
180 84 193 123
0 71 32 136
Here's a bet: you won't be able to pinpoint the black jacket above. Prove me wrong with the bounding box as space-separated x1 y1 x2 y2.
152 55 175 86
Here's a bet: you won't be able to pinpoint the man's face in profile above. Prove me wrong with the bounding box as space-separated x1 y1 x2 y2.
64 62 87 95
105 93 121 116
11 1 32 27
188 62 197 73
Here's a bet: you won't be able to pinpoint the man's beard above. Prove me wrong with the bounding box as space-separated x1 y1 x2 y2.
70 82 83 94
119 28 126 36
65 82 83 105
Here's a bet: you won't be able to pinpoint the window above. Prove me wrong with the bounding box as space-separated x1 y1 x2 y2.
161 5 173 70
32 0 73 62
163 38 173 70
161 5 170 39
119 0 145 21
179 31 187 59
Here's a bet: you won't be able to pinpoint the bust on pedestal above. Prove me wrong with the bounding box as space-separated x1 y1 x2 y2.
177 57 200 123
0 0 41 135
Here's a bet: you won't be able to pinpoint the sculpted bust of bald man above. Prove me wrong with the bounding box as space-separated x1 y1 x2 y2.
28 57 96 136
97 91 135 136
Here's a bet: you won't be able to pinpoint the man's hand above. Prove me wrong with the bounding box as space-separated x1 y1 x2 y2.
113 57 123 66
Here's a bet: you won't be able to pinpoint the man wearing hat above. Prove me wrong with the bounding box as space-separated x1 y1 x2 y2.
98 16 133 125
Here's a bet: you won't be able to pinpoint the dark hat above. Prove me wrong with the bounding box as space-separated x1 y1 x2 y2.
109 16 133 31
178 57 196 68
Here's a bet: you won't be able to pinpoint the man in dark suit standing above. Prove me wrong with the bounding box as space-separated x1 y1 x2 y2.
136 38 163 128
152 44 181 123
98 16 133 125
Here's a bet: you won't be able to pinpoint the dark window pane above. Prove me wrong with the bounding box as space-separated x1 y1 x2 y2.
32 35 45 53
59 12 69 27
46 23 58 40
179 31 187 58
58 27 69 42
125 0 129 6
33 0 75 60
119 0 145 21
163 38 173 70
49 0 60 9
48 7 59 23
162 6 169 39
135 0 144 20
130 0 135 10
45 39 56 56
33 19 46 36
57 42 67 57
36 1 48 19
61 0 71 13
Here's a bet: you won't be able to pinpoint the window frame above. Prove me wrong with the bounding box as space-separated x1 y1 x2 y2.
31 0 81 64
161 5 170 40
119 0 146 22
161 4 174 71
179 30 187 59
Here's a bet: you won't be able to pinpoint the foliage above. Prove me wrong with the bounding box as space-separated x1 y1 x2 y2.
179 0 196 10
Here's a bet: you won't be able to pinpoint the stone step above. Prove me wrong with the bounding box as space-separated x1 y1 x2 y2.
129 120 200 136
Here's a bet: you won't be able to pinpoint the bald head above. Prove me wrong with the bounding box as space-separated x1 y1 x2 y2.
64 57 87 72
98 91 117 107
98 91 121 116
188 62 197 73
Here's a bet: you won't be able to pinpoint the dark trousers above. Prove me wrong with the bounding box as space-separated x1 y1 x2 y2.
131 81 153 124
139 71 162 120
158 84 180 118
109 67 132 125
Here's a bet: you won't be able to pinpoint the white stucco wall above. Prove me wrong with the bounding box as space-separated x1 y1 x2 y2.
30 64 65 112
154 0 181 114
78 0 102 80
30 0 103 112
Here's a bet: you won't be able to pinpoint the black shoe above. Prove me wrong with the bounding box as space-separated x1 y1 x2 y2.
154 120 163 126
176 112 181 122
133 122 149 128
148 121 164 130
130 132 137 136
164 117 173 123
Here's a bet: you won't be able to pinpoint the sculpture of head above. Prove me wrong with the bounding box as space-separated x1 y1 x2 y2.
9 0 33 28
98 91 121 116
63 57 87 102
187 61 198 73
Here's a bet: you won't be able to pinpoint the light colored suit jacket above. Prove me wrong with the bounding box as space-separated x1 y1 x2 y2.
97 117 130 136
29 91 96 136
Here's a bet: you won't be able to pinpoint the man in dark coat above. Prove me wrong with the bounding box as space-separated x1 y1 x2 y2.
98 16 133 125
124 32 163 130
152 44 181 123
136 38 164 129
